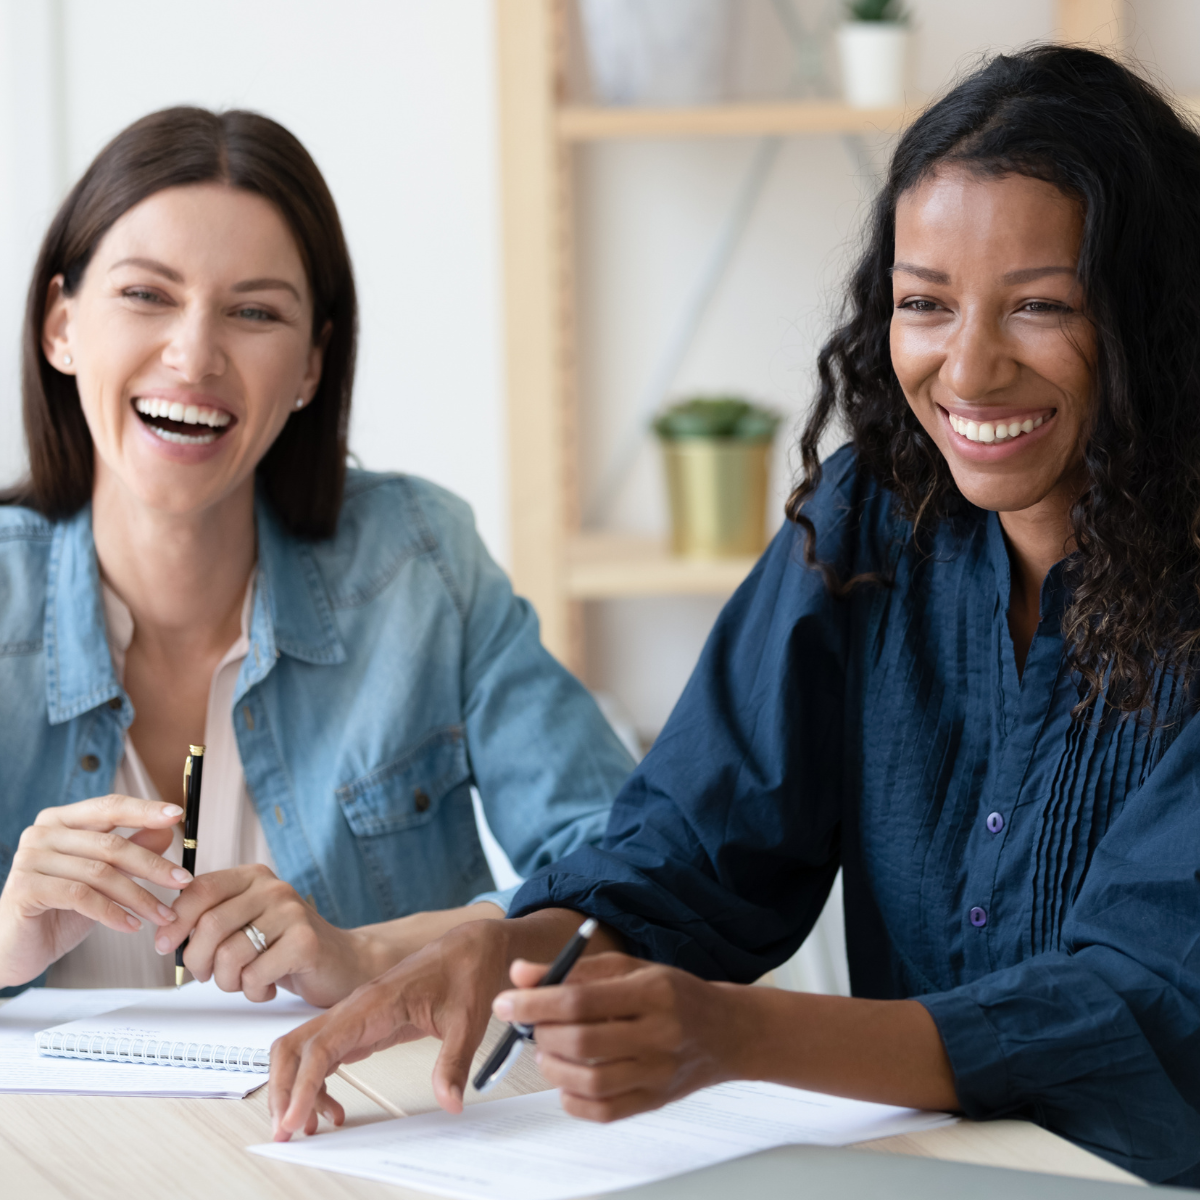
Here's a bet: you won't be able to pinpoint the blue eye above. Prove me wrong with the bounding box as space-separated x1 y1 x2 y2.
236 307 276 322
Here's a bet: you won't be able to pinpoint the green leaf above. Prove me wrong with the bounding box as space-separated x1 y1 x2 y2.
652 395 781 441
845 0 905 21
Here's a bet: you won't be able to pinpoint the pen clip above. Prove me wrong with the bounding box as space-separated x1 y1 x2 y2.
182 755 192 809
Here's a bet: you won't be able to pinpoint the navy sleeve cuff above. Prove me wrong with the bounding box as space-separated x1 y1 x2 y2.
916 987 1015 1119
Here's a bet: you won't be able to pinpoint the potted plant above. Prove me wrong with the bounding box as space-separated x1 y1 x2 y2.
837 0 908 109
653 396 781 558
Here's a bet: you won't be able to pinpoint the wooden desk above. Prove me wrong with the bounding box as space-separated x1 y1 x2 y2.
0 1016 1144 1199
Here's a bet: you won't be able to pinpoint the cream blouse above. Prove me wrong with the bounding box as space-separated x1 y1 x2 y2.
47 573 274 988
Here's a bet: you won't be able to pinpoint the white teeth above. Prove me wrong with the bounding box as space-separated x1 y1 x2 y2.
145 424 218 446
134 398 232 428
948 411 1052 444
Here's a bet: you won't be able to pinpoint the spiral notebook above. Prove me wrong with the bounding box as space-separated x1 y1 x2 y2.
34 979 322 1076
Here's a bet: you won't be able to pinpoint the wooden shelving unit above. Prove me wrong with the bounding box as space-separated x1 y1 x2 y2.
565 533 758 600
494 0 1134 675
557 101 912 142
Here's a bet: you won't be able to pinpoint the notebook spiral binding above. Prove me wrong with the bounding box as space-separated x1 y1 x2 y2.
35 1030 270 1073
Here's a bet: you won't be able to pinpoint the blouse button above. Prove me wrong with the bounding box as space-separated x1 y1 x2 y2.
80 754 100 772
413 788 431 814
969 906 988 928
107 697 122 711
986 811 1004 834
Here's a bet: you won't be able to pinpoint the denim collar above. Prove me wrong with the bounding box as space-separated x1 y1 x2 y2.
44 495 345 726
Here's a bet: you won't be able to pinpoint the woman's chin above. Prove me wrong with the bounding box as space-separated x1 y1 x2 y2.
944 462 1066 517
101 447 246 519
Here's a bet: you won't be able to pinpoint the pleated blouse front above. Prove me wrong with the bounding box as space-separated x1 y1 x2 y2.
510 444 1200 1185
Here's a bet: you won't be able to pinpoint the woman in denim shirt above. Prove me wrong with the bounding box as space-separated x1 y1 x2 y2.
0 106 633 1050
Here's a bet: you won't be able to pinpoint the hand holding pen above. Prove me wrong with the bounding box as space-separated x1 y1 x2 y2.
473 917 598 1092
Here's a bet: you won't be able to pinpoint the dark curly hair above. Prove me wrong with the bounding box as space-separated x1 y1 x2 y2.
787 44 1200 719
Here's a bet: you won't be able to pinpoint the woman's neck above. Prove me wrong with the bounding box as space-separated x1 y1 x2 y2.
997 473 1081 674
91 463 256 659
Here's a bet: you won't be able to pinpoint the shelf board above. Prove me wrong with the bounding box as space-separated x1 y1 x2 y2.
565 532 757 598
557 100 914 141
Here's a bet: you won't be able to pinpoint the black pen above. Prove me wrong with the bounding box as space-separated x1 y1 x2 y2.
175 744 205 987
473 916 599 1093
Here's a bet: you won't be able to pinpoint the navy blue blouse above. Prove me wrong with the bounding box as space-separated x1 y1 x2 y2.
511 446 1200 1185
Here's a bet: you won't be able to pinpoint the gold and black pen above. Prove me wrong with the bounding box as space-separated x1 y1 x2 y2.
175 744 205 987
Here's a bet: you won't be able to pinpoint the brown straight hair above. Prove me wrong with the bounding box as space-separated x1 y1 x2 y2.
3 105 357 539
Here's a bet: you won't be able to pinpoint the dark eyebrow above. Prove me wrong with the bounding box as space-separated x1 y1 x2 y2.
110 256 182 282
232 277 302 301
109 259 302 302
890 262 949 283
1000 265 1077 284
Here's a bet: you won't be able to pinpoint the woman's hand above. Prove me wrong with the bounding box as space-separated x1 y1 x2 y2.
266 908 610 1141
496 955 961 1122
0 794 189 988
268 916 516 1140
494 953 744 1122
157 865 385 1008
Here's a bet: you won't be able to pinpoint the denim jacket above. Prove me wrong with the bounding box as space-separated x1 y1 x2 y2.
0 470 633 947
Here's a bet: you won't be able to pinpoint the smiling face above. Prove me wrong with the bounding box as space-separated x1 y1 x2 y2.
890 167 1095 516
42 183 325 518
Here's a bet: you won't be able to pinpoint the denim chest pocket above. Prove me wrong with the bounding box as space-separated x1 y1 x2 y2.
337 728 470 836
336 727 492 919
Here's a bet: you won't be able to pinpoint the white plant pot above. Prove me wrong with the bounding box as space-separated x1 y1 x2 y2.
837 22 908 109
578 0 734 106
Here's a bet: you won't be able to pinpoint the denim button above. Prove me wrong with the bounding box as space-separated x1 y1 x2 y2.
986 811 1004 833
80 754 100 772
969 906 988 927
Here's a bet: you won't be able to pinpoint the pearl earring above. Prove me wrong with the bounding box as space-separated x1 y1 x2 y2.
295 397 305 410
63 354 72 366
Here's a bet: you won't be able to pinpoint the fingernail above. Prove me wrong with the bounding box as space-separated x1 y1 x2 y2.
162 804 184 817
155 935 171 953
450 1085 463 1106
171 868 192 883
157 904 176 921
493 997 513 1019
126 915 141 930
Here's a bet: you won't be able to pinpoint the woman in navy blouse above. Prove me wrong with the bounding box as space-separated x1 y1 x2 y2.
270 45 1200 1183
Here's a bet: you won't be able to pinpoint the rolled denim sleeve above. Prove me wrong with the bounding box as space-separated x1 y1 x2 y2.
421 486 635 882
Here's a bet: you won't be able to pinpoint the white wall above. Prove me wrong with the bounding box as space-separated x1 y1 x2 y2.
0 0 507 561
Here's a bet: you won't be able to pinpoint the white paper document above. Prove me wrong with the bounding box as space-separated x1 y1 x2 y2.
2 980 319 1097
249 1080 958 1200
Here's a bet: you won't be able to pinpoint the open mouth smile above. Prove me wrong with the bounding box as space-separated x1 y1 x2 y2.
133 397 235 445
947 410 1051 443
937 404 1059 459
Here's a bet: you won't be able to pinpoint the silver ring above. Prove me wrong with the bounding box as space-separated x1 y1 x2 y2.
243 923 269 954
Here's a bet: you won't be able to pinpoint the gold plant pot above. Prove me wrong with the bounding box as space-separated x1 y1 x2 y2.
661 438 771 558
